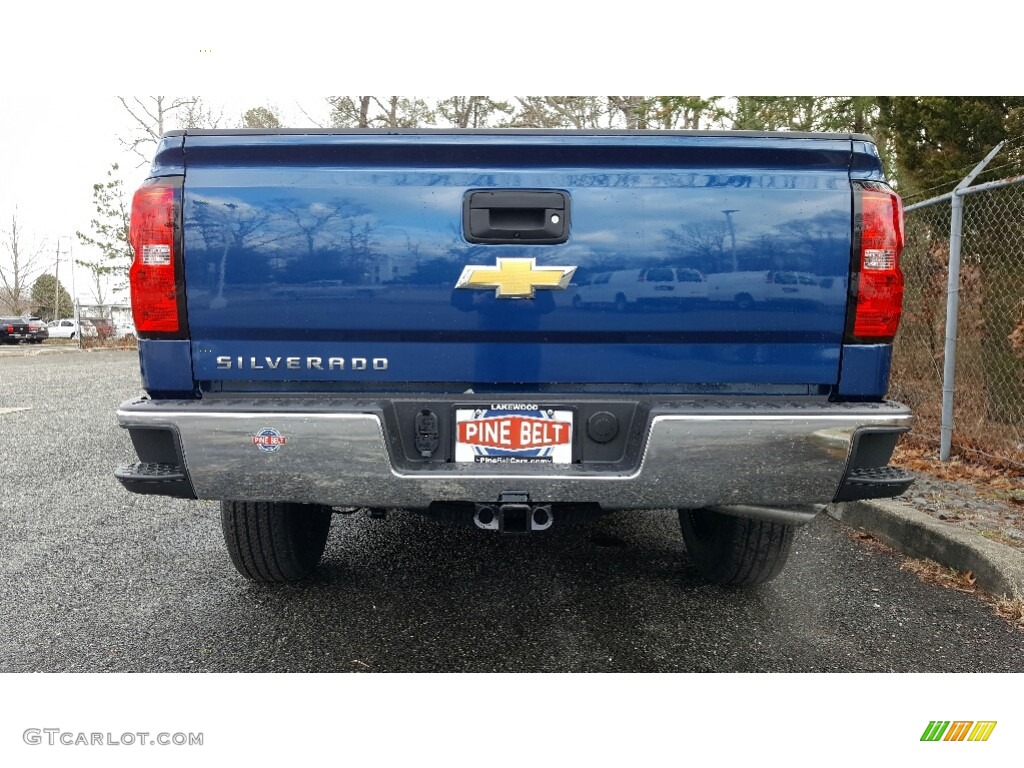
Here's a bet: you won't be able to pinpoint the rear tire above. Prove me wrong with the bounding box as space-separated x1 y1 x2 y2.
220 501 332 582
679 508 795 585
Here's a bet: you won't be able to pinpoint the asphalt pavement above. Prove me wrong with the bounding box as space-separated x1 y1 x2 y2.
2 351 1022 672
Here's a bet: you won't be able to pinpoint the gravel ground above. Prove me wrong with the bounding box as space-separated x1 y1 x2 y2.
893 457 1024 553
2 350 1022 673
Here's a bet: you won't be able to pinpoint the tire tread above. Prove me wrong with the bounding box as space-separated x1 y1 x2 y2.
220 501 331 582
679 508 795 586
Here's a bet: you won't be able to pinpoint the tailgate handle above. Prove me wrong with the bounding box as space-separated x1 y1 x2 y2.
464 190 569 244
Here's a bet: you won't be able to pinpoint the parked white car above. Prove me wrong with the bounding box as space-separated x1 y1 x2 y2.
705 270 846 309
47 316 137 340
574 267 708 310
46 319 80 339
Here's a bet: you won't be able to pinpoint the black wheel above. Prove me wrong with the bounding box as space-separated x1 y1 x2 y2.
734 292 754 310
220 501 332 582
615 293 628 312
679 508 795 585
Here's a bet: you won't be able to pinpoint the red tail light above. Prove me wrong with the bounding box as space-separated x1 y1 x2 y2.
129 180 182 334
850 187 904 341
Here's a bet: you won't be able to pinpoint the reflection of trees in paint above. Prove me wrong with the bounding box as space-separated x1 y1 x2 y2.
660 208 849 276
188 199 274 308
184 195 381 291
267 198 377 284
662 221 729 271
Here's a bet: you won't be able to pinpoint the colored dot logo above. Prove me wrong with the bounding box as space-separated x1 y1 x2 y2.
251 428 287 453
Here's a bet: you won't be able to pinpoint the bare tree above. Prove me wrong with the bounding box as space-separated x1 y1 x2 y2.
117 96 223 166
731 97 832 132
327 96 433 128
295 101 327 128
374 97 434 128
0 208 46 315
84 265 108 307
651 97 728 130
177 99 224 130
506 97 608 128
436 97 511 128
607 96 653 129
328 96 374 128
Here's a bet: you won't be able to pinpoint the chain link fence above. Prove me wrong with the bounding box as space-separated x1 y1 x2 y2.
891 176 1024 466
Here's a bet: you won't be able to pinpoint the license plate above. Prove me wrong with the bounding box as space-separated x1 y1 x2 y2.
455 405 573 464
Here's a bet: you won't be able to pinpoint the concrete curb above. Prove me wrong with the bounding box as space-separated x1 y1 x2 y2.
0 346 134 357
828 499 1024 600
0 345 83 356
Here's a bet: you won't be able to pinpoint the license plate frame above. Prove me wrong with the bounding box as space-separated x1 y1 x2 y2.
454 405 574 465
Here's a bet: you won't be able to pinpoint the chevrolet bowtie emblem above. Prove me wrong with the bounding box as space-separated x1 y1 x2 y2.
455 258 577 299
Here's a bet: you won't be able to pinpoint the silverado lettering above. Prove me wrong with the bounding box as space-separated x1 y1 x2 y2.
215 356 389 371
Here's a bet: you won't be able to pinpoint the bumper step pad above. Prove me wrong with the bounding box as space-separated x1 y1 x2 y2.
114 462 196 499
834 466 914 502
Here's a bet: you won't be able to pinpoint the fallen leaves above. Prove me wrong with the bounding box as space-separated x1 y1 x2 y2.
899 557 979 594
994 598 1024 629
845 528 1023 633
892 437 1024 480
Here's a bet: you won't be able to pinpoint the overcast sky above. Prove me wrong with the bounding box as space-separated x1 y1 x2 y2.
0 95 331 306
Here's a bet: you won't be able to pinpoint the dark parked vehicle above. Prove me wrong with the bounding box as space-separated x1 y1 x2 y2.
24 317 49 343
1 317 30 344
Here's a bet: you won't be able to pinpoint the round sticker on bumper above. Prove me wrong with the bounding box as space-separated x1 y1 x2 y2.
252 427 287 453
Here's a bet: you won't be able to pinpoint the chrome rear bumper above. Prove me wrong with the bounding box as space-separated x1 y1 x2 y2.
116 397 911 511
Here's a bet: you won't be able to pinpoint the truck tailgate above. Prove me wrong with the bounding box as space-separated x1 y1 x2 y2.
180 132 856 390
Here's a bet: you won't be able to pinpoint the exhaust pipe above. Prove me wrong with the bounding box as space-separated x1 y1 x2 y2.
704 504 824 526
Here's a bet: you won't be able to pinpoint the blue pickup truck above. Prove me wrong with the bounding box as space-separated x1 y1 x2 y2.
115 129 912 585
